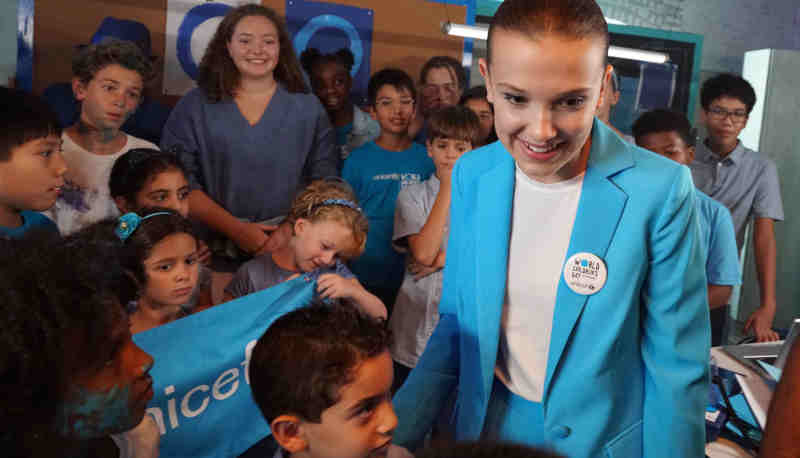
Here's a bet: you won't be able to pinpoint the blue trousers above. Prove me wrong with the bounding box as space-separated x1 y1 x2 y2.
481 377 546 445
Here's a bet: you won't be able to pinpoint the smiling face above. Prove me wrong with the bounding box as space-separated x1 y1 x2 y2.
369 85 415 135
227 14 280 82
311 60 352 113
300 351 397 458
56 306 154 439
480 30 608 183
0 134 67 216
142 233 199 308
73 64 143 131
292 219 355 272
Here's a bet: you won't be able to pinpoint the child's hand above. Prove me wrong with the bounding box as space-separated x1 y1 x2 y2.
316 274 361 300
197 240 212 265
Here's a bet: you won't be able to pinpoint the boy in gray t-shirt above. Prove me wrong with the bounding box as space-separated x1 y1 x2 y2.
689 74 784 342
389 106 481 389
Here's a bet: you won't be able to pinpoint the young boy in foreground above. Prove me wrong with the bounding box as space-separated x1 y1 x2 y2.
249 305 412 458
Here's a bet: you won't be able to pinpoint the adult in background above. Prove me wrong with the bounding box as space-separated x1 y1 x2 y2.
409 56 467 142
161 4 338 260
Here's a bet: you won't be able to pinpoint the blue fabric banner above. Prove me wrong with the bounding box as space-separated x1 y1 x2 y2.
134 278 315 458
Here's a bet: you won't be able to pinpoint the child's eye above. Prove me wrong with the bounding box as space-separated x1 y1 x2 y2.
178 189 190 200
128 91 141 100
502 93 527 105
155 263 172 272
185 255 198 265
554 96 586 110
40 149 53 158
152 192 167 201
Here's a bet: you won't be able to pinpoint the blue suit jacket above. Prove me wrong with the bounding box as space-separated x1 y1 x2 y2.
393 120 710 458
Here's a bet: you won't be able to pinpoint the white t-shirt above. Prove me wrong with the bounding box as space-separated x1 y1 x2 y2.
47 132 157 235
495 166 584 403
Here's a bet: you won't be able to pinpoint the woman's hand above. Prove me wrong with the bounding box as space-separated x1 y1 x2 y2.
232 222 278 255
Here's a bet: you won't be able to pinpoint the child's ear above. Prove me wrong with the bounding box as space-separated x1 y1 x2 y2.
72 77 88 102
595 64 613 112
687 145 696 163
294 218 309 237
270 415 308 453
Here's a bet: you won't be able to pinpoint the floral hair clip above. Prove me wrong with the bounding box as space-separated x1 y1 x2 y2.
115 211 173 241
315 198 362 213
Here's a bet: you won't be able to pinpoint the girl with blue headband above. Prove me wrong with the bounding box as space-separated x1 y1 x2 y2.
115 208 212 333
225 179 386 319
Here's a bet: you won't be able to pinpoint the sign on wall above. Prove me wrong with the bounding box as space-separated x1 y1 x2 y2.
164 0 255 96
286 0 373 103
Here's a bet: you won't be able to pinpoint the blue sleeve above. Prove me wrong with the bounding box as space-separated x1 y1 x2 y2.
706 204 742 286
160 92 203 190
641 171 710 458
303 97 340 179
392 160 466 451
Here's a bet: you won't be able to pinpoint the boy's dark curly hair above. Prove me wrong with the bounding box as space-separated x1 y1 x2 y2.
249 305 391 423
72 39 156 85
300 47 355 75
0 224 139 444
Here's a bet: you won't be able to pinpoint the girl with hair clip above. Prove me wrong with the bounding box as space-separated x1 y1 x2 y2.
225 178 387 319
114 209 212 334
161 4 338 261
300 47 380 160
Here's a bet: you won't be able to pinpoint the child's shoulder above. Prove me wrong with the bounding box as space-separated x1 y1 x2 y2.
123 134 158 152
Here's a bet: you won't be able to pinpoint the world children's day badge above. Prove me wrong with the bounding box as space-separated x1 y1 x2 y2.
563 252 607 295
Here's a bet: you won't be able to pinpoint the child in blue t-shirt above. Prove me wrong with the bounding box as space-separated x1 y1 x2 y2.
0 88 66 239
633 109 741 345
342 69 435 310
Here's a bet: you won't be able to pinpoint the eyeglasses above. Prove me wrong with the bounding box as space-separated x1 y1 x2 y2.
707 106 748 123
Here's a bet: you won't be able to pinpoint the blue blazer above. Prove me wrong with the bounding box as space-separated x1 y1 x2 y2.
393 120 710 458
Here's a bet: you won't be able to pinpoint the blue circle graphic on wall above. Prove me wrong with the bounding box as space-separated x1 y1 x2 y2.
293 14 363 77
177 2 233 80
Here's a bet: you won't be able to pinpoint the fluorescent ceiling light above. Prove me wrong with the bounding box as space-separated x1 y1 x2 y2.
442 22 669 64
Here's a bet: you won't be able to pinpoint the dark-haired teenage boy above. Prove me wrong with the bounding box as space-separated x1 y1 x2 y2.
633 109 741 346
689 73 784 342
342 69 435 311
0 87 67 238
249 305 412 458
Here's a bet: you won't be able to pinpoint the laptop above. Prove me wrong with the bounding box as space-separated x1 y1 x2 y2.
721 318 800 379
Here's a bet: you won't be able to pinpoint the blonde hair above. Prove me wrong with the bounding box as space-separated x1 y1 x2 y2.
286 179 368 260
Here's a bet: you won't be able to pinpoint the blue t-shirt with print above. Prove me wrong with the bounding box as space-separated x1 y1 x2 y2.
0 210 59 239
342 141 435 290
696 190 741 287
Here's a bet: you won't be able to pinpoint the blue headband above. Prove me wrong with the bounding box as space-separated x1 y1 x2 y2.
313 198 362 213
115 211 173 241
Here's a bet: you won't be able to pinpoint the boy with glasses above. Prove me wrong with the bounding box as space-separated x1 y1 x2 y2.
690 73 784 342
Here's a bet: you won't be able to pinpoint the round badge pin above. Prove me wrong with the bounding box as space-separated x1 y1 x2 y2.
563 252 607 295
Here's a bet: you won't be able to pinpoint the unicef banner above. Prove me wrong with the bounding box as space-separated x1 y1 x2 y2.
286 0 374 104
134 278 315 458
